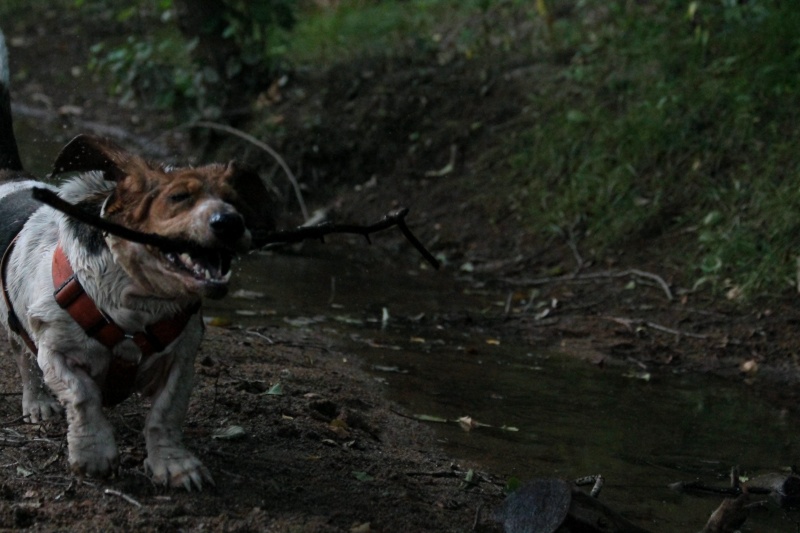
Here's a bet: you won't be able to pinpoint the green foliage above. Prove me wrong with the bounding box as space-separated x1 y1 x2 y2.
277 0 533 64
498 0 800 296
89 34 200 112
88 0 296 118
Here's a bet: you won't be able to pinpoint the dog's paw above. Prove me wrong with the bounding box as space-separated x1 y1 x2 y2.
68 422 119 479
22 392 63 423
145 446 213 491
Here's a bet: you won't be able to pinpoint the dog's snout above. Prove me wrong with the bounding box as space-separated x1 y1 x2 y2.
210 212 246 241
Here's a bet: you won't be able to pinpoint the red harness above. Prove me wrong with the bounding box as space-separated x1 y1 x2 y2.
1 239 199 406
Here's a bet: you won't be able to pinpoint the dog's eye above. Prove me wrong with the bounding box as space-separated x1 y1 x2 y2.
168 192 192 204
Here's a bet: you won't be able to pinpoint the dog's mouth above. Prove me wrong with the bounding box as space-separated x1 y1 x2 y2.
161 247 234 285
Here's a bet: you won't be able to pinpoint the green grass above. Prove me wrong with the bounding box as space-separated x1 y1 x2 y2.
493 0 800 296
273 0 533 64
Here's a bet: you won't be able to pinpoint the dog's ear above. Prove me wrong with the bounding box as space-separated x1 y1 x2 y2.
225 161 276 246
52 134 131 181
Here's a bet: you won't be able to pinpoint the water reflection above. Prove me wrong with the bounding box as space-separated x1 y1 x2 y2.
202 248 800 531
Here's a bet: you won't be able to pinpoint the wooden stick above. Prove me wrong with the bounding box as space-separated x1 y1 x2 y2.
31 187 440 269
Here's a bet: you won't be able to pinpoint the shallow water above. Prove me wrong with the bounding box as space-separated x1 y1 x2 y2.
207 250 800 532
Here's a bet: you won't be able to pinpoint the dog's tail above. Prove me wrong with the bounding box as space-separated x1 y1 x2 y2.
0 31 23 172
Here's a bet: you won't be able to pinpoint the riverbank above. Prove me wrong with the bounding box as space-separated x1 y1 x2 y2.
0 327 504 531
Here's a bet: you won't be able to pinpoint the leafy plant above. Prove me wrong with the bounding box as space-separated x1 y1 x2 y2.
88 0 296 118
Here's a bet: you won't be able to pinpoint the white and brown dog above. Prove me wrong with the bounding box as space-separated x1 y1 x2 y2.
0 32 271 489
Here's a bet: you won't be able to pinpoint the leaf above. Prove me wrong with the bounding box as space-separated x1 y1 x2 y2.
371 365 408 374
566 109 588 123
265 382 284 395
352 471 374 482
458 416 477 431
505 477 522 494
212 426 247 440
284 316 325 327
231 289 265 300
204 316 232 327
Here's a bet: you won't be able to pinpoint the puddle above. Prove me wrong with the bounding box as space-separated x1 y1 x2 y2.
208 250 800 532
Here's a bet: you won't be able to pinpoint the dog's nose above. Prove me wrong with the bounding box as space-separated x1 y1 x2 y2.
210 212 246 241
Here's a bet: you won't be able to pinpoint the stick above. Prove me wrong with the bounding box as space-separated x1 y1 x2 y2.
103 488 143 507
512 268 674 301
31 188 440 269
255 207 440 268
32 187 202 253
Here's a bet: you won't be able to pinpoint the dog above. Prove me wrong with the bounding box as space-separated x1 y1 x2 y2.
0 31 271 490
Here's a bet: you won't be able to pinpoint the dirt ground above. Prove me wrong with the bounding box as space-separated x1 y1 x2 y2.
2 6 800 532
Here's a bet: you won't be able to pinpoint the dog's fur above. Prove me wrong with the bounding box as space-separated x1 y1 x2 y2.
0 31 270 489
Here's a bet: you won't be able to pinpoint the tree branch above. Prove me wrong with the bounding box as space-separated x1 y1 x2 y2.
31 187 440 269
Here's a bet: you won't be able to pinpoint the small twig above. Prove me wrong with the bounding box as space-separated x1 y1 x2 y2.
103 488 142 507
472 502 483 531
245 330 274 344
424 144 457 178
669 480 741 496
514 268 674 301
602 316 709 339
564 223 584 274
259 208 440 269
191 120 308 222
0 415 29 427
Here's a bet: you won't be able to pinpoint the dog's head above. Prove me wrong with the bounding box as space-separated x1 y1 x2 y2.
53 134 273 300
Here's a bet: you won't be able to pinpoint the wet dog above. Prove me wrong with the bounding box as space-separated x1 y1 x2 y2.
0 31 270 489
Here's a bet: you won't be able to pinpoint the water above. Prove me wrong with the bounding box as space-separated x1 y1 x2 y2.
208 250 800 532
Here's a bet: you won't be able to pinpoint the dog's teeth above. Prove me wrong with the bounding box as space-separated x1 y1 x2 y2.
221 270 232 283
180 253 193 266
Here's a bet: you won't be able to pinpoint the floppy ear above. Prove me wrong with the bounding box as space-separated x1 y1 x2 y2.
52 134 131 181
225 161 276 245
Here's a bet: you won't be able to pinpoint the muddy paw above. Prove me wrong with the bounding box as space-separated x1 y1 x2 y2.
68 422 119 479
22 392 63 423
145 447 213 491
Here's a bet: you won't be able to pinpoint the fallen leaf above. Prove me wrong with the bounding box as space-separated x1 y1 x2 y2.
231 289 266 300
212 426 247 441
352 471 374 482
371 365 408 374
204 316 232 327
740 359 758 374
457 416 477 431
265 382 284 396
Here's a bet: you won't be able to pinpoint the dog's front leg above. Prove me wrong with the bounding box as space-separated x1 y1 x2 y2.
143 320 212 491
37 345 119 479
15 348 63 423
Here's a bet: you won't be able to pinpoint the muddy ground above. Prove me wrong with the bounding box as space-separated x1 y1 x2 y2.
1 5 800 532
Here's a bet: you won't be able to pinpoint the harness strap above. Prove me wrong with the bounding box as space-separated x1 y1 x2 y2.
51 245 200 405
0 234 37 355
